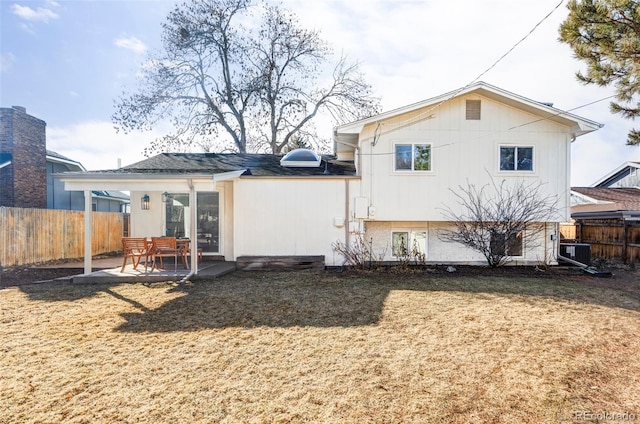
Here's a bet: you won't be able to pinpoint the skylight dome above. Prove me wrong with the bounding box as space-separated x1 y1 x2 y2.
280 149 321 167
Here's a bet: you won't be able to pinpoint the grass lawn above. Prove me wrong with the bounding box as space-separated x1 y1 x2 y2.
1 269 639 423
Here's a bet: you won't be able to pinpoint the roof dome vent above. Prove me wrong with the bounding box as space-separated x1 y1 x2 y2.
280 149 321 167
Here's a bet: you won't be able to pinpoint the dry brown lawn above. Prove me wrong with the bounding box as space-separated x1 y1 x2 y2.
1 269 639 423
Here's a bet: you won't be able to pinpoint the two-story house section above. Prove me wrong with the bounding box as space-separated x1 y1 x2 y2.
335 82 602 265
59 82 601 273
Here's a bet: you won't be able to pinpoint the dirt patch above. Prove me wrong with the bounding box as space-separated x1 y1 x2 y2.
2 262 639 290
0 266 81 288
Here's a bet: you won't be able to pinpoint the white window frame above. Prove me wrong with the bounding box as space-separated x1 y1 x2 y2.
498 145 534 172
391 228 428 258
393 143 433 173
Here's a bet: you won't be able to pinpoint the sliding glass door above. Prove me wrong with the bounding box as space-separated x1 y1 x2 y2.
165 192 219 254
196 192 219 254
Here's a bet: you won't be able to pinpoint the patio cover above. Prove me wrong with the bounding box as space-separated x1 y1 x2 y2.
57 170 245 275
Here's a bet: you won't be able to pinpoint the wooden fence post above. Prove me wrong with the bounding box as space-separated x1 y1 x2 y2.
622 220 628 264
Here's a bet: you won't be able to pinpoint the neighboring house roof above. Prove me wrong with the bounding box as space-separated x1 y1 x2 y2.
92 190 130 203
591 161 640 187
334 81 602 145
46 150 86 171
571 187 640 217
47 150 129 203
111 152 356 177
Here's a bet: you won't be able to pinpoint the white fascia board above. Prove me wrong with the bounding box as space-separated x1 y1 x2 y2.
570 190 603 205
212 169 246 183
57 173 216 192
46 155 86 171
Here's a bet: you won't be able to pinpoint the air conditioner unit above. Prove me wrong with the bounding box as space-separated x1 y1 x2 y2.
560 243 591 266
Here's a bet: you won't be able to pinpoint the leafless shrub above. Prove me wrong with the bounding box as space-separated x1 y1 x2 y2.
439 175 560 267
394 238 426 270
332 236 386 270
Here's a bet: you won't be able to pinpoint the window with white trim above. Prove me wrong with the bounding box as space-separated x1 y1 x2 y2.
394 143 432 171
392 230 427 258
500 146 533 171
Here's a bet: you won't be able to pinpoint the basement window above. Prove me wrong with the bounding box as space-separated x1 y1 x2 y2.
490 231 523 257
466 100 481 120
392 230 427 258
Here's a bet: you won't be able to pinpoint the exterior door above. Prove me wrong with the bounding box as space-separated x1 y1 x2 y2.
164 192 220 254
196 192 219 254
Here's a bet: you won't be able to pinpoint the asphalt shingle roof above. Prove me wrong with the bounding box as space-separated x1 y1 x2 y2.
572 187 640 212
116 153 356 177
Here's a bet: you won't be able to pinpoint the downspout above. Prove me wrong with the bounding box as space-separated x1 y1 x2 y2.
180 178 197 283
345 178 350 252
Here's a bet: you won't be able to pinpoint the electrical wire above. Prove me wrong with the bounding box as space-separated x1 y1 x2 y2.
359 94 614 157
372 0 567 135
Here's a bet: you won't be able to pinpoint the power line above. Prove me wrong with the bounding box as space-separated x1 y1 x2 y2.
471 0 565 84
373 0 566 134
507 94 614 131
358 95 614 157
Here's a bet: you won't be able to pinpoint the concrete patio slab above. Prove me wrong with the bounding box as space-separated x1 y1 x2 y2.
32 257 236 284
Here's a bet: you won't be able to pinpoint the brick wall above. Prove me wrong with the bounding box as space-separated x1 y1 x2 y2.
0 106 47 208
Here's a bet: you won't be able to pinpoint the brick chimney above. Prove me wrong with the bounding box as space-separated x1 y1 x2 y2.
0 106 47 208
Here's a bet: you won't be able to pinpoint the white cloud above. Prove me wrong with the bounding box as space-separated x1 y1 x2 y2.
47 121 157 171
115 36 147 54
278 0 637 186
11 3 59 23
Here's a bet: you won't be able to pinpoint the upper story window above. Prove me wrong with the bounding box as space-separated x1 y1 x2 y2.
500 146 533 171
394 143 431 172
466 100 481 120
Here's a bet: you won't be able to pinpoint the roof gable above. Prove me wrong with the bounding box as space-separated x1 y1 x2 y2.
335 81 602 140
46 150 85 171
592 161 640 187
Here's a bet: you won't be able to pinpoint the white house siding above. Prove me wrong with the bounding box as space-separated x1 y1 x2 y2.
130 190 165 238
354 94 573 222
232 178 353 266
363 221 558 266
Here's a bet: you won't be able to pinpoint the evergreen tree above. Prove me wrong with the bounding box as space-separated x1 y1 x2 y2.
559 0 640 145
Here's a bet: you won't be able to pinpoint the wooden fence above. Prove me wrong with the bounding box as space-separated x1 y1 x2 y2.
560 220 640 263
0 207 126 268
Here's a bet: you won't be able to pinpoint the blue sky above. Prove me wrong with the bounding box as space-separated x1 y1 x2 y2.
1 0 638 185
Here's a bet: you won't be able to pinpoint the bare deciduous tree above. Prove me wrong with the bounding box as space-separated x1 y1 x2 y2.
439 176 560 267
113 0 380 155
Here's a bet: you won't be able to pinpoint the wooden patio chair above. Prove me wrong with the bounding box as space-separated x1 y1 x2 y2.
151 237 187 271
121 237 151 272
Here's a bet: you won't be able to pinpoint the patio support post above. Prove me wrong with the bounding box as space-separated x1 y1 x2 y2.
84 189 92 274
189 179 198 275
